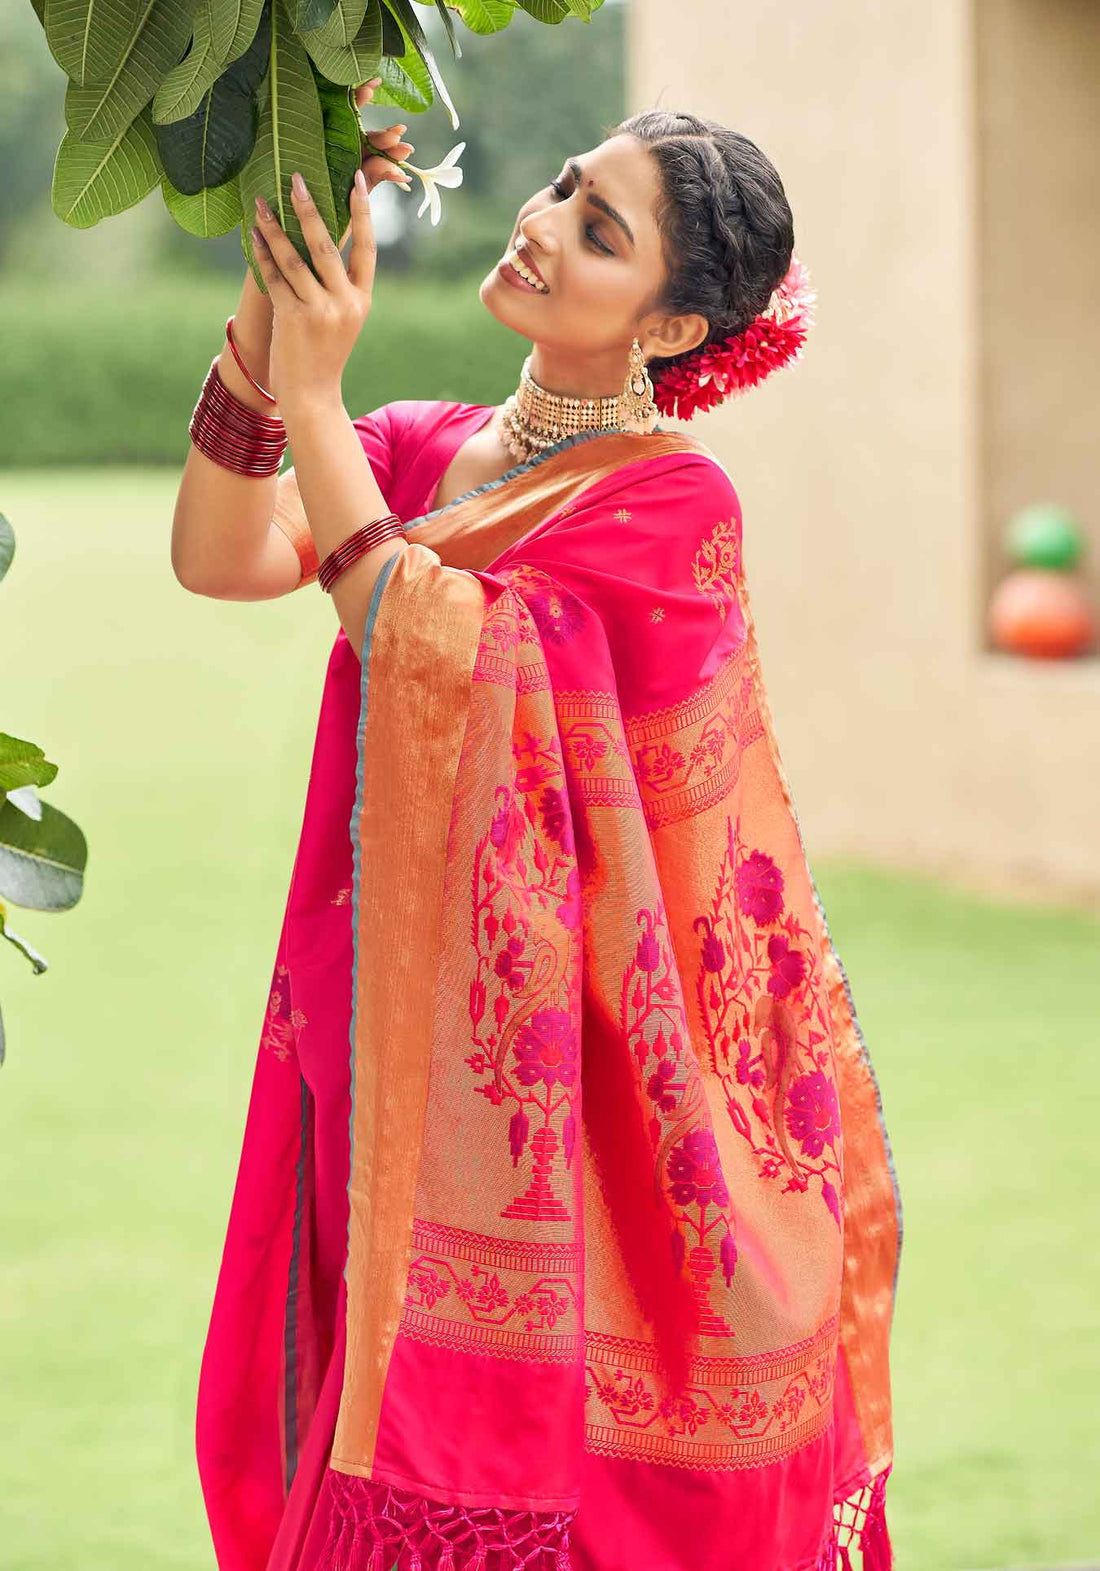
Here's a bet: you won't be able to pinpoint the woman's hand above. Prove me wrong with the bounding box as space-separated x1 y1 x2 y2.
248 78 414 417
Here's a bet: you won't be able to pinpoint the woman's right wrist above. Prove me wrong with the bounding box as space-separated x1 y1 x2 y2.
218 279 277 417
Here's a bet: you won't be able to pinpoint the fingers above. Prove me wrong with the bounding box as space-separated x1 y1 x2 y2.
346 167 378 296
289 171 349 295
250 221 298 310
252 191 324 306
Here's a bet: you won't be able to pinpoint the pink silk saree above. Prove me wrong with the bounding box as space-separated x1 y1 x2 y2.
196 399 902 1571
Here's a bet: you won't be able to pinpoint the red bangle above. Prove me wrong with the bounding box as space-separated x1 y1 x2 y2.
318 513 405 593
190 357 288 477
225 315 278 406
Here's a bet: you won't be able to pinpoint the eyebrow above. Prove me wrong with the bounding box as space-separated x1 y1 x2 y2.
565 158 635 247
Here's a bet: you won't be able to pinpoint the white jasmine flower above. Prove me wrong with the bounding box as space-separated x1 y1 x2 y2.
398 142 466 226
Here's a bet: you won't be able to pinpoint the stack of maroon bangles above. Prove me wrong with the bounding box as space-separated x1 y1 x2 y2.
188 315 408 594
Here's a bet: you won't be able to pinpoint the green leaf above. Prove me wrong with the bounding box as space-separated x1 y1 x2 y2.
161 169 243 234
513 0 568 21
315 70 361 244
286 0 340 27
238 0 339 289
370 0 431 117
299 0 382 87
0 514 13 584
0 796 87 913
299 0 369 50
0 735 58 797
154 3 270 192
60 0 200 142
52 102 163 226
153 5 222 124
209 0 267 65
380 0 458 127
431 0 461 58
449 0 515 34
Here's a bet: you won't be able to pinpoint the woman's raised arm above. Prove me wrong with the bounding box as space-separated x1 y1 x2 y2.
170 87 414 601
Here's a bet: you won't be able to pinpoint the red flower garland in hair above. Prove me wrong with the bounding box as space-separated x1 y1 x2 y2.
652 255 817 420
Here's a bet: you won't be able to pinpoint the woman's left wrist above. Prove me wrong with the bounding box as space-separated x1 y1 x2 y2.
281 387 345 435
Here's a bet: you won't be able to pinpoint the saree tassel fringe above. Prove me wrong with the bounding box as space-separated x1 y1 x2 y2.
819 1466 894 1571
322 1472 575 1571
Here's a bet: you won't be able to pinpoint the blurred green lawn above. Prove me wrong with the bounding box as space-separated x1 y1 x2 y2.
1 469 1097 1571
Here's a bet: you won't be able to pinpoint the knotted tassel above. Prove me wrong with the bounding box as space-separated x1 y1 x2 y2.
858 1471 894 1571
436 1546 457 1571
407 1548 423 1571
838 1545 853 1571
555 1549 572 1570
365 1538 384 1571
465 1545 488 1571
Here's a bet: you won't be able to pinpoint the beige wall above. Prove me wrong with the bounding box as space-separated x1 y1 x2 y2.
629 0 1100 908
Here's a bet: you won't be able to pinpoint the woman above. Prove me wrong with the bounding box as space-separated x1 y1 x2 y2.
173 84 902 1571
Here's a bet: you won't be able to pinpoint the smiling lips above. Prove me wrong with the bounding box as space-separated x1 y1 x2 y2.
503 244 549 292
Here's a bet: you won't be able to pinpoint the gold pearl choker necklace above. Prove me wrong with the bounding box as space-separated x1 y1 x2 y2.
499 353 629 463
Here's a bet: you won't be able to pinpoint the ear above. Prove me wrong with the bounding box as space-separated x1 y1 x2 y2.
642 310 709 361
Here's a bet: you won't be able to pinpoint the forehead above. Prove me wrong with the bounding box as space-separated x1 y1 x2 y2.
569 136 662 240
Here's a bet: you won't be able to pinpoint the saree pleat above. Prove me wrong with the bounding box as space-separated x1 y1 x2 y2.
197 419 901 1571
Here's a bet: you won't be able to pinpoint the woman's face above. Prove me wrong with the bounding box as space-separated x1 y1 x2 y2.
478 134 708 393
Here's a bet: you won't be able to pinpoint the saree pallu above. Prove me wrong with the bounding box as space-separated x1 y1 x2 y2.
197 422 902 1571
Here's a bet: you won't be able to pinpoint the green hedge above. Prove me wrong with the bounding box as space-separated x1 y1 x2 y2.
0 271 524 467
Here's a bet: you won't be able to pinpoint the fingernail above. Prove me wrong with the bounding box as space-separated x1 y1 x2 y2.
292 172 308 199
367 75 382 86
255 193 271 219
355 168 367 196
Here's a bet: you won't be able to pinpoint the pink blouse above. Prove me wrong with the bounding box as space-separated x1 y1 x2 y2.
272 399 497 587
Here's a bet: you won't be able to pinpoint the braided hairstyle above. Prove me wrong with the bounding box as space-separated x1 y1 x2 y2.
603 110 796 387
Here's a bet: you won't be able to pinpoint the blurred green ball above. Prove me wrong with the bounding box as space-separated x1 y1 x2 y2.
1006 503 1082 570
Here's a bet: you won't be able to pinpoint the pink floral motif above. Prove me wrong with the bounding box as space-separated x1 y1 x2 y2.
767 931 807 998
657 1391 711 1437
693 813 844 1226
467 711 582 1222
785 1071 840 1158
667 1129 730 1209
623 905 738 1330
513 1008 578 1089
735 849 785 925
406 1264 451 1311
456 1268 511 1315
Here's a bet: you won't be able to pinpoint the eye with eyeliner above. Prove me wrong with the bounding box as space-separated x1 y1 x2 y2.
548 178 615 255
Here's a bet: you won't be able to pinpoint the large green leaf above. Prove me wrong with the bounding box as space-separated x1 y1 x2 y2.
208 0 266 65
300 0 382 88
300 0 369 49
315 70 361 245
431 0 461 58
238 0 339 290
0 735 59 798
285 0 340 28
0 796 87 913
513 0 568 21
52 102 163 226
161 169 243 233
381 0 458 127
153 4 223 124
370 0 431 116
60 0 199 141
154 3 270 192
449 0 515 35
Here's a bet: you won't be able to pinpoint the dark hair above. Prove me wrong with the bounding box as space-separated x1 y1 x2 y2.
602 109 795 383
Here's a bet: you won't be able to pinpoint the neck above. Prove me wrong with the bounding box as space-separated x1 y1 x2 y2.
527 343 630 402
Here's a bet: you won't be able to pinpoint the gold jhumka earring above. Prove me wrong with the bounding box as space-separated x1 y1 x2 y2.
618 336 659 436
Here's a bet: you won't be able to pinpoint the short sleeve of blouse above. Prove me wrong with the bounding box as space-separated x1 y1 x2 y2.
271 401 402 590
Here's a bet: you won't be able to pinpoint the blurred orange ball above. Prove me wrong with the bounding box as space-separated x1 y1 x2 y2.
989 568 1095 658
